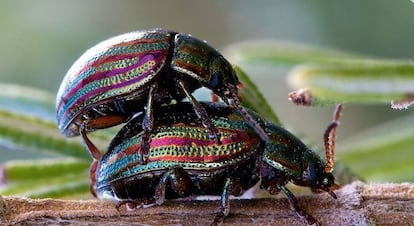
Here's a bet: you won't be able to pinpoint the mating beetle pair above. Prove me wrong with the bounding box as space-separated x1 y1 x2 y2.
82 102 342 225
56 29 268 164
56 29 343 225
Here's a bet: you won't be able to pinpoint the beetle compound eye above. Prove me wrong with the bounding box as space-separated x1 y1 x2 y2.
322 173 335 188
322 177 329 186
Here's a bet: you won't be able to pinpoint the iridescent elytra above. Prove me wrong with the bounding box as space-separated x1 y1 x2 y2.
56 29 268 164
84 102 343 225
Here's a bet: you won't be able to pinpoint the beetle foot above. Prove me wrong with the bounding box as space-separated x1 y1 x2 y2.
154 167 191 205
88 160 99 197
210 212 225 226
295 210 319 226
115 200 137 210
279 185 319 225
125 202 138 210
115 199 154 211
115 201 126 210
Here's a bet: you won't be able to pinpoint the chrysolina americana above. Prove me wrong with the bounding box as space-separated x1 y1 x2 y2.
83 102 343 225
56 29 268 163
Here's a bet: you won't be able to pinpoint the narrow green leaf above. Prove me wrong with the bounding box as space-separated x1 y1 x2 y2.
0 170 90 198
0 83 55 121
287 61 414 108
0 108 116 160
0 83 126 159
0 158 89 183
224 40 361 68
223 41 414 109
0 109 91 160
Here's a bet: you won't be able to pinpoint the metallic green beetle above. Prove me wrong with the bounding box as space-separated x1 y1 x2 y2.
56 29 268 164
84 102 343 225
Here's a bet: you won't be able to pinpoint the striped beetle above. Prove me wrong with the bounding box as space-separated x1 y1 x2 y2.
83 102 342 225
56 29 268 164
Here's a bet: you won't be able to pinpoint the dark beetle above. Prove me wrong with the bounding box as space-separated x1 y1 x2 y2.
56 29 268 163
84 102 342 225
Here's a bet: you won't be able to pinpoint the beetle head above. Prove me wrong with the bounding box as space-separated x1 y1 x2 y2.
312 104 343 198
305 156 337 198
208 56 240 104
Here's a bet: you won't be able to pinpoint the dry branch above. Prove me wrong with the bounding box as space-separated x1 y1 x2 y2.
1 181 414 225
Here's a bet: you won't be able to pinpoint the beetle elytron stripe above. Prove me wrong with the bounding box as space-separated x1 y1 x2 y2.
56 29 269 164
83 102 343 225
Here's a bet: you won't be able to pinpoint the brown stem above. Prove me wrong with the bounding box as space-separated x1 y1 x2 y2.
1 181 414 225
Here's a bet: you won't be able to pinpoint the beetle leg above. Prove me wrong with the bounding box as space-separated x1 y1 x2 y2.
211 177 244 226
80 122 102 160
79 115 126 132
215 178 233 223
177 80 221 144
225 92 270 143
80 122 101 197
140 83 158 164
279 185 320 226
88 160 99 197
154 167 192 205
115 200 149 210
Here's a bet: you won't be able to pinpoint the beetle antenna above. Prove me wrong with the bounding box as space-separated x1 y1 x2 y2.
324 104 343 173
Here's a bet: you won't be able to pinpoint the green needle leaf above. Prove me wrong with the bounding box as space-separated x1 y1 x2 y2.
0 170 90 198
0 83 56 121
224 40 361 68
287 61 414 108
0 109 91 160
0 158 89 183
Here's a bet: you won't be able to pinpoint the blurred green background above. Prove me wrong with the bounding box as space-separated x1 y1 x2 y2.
3 0 414 91
1 0 414 183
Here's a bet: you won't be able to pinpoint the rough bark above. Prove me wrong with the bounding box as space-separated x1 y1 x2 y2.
1 181 414 225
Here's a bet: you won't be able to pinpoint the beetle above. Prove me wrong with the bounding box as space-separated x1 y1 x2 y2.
56 29 268 163
83 102 343 225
